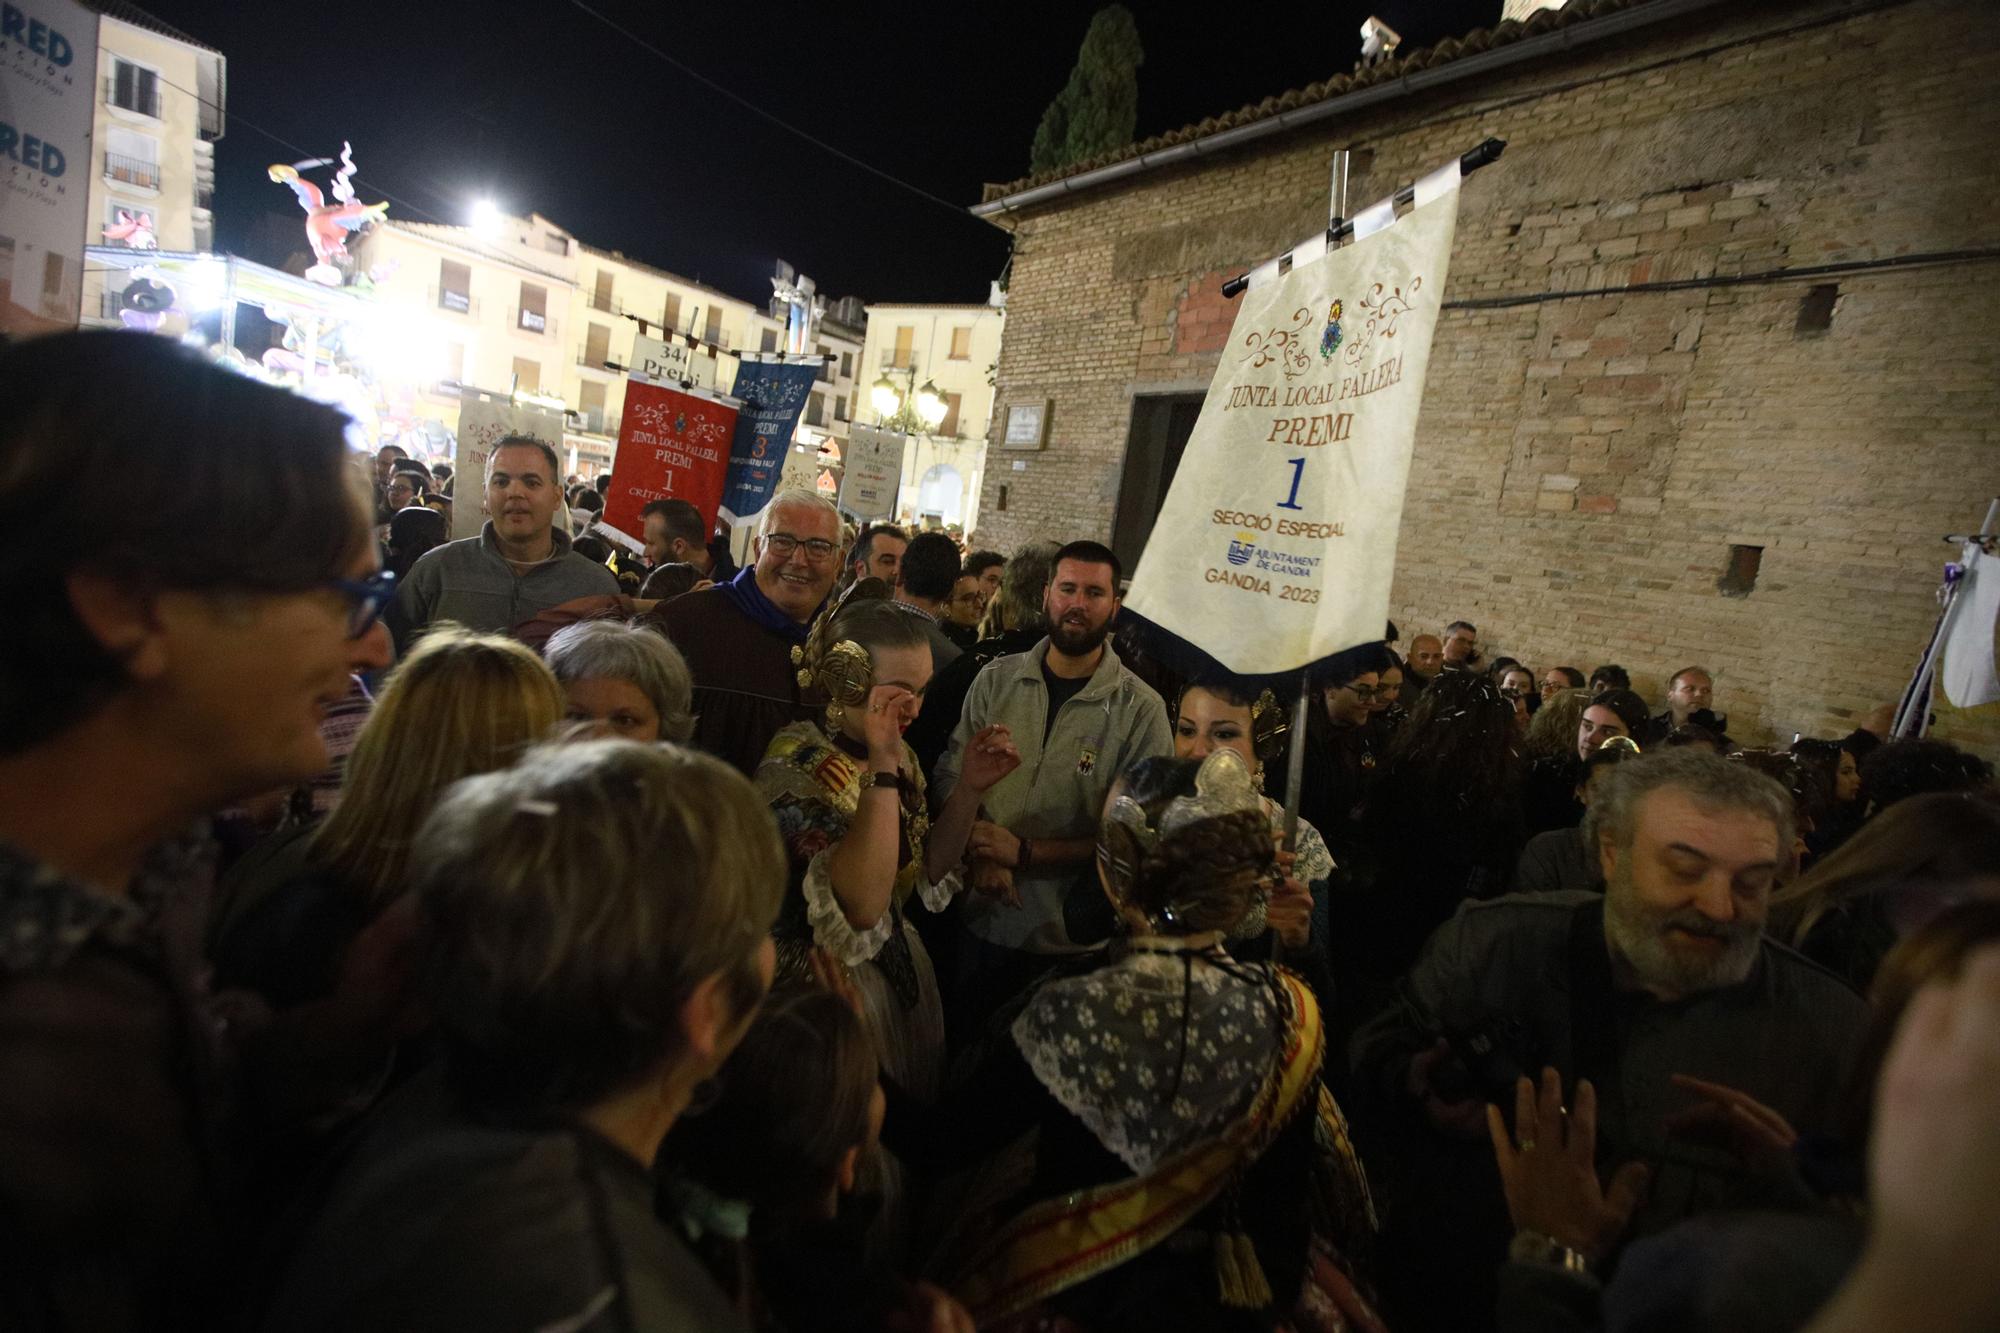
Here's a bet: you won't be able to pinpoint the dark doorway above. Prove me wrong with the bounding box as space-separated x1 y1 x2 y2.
1111 393 1205 576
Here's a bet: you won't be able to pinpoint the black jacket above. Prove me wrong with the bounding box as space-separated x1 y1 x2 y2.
1524 755 1585 835
1348 893 1865 1332
263 1068 747 1332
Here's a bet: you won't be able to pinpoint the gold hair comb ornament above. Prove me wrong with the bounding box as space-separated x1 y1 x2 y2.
1103 747 1264 844
815 641 874 708
1099 749 1268 914
792 583 887 731
1249 689 1288 762
791 580 879 702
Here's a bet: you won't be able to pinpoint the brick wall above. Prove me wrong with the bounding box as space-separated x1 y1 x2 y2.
981 0 2000 756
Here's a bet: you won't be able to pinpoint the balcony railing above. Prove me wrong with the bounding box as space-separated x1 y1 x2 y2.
589 291 620 314
432 285 474 316
576 346 613 370
881 348 916 369
518 308 547 334
105 153 160 190
643 319 736 352
566 408 619 437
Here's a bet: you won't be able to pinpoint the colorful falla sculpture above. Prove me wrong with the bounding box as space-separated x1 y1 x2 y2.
103 208 157 249
268 141 388 285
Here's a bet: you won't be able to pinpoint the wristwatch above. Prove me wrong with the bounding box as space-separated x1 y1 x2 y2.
858 770 900 792
1508 1229 1594 1277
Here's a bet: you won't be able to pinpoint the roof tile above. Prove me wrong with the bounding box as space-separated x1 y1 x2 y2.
979 0 1653 204
85 1 222 55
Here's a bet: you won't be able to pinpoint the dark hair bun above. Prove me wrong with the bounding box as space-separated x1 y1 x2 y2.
1128 809 1274 934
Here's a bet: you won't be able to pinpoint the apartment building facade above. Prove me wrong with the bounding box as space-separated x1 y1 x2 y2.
78 1 224 320
857 297 1004 533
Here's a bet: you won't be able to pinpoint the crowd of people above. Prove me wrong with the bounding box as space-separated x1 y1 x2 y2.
5 330 2000 1333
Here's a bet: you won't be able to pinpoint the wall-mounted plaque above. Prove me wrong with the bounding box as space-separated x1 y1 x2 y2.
1003 399 1050 450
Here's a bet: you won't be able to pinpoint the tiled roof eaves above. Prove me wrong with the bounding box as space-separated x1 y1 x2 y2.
381 222 574 286
87 1 223 56
862 302 1002 312
574 243 756 310
978 0 1656 205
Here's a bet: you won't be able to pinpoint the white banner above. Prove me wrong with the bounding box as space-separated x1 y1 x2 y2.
1125 176 1461 674
628 333 717 391
1941 545 2000 709
1 0 97 334
840 424 905 523
453 393 569 541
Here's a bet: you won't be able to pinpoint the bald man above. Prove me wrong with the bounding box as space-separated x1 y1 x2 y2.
1407 634 1444 695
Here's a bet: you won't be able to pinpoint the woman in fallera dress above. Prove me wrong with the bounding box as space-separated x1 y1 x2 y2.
908 750 1384 1333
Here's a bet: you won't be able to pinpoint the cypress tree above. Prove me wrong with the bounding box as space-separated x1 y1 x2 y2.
1029 6 1144 175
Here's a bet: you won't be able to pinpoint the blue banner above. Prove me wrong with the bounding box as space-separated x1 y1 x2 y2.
719 358 821 523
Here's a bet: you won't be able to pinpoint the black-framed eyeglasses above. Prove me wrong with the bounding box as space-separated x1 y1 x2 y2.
764 533 838 562
326 570 397 638
1345 683 1384 700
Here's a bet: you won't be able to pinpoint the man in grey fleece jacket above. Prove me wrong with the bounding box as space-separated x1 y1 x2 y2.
935 542 1170 1012
384 438 618 648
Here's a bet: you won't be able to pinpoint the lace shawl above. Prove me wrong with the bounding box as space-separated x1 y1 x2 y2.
1011 948 1288 1175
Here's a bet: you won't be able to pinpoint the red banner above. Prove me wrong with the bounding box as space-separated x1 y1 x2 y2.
602 380 740 544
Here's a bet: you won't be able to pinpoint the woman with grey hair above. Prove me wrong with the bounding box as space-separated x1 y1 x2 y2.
262 739 782 1332
976 538 1061 642
544 618 695 743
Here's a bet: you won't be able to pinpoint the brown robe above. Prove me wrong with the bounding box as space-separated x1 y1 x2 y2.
639 587 820 776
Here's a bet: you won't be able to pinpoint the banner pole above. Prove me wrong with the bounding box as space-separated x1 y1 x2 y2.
1282 688 1311 853
1222 137 1503 298
1281 149 1352 857
1895 497 2000 738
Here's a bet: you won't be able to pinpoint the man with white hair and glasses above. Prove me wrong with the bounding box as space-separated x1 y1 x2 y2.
642 493 848 775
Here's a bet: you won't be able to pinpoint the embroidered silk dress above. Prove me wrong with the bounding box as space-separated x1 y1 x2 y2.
757 721 967 1269
756 720 963 1101
899 945 1382 1332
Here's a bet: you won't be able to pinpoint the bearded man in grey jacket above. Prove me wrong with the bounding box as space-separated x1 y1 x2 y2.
935 540 1171 1021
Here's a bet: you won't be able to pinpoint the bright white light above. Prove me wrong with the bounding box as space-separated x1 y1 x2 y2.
179 257 231 313
349 310 446 384
470 199 503 239
871 375 902 419
915 379 948 429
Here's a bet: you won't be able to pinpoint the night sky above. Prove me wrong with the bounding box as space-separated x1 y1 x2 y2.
145 0 1495 305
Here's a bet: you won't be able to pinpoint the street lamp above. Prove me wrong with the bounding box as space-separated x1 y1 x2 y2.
871 372 902 419
872 363 949 434
914 378 948 429
470 199 503 239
